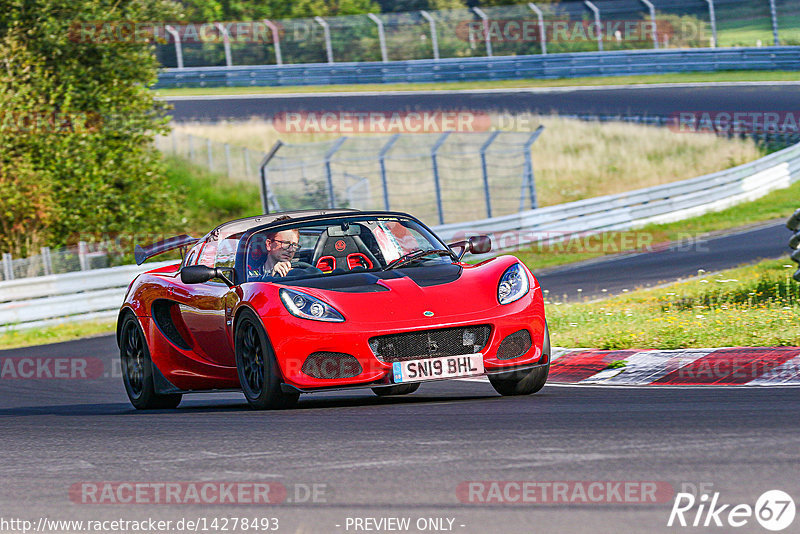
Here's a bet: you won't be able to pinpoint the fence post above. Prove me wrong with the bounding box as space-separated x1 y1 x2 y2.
165 25 184 69
584 1 603 52
639 0 658 49
215 22 233 67
430 132 451 225
378 134 401 211
41 247 52 276
224 143 232 178
206 138 213 171
244 147 253 181
705 0 717 48
263 19 283 65
188 133 194 161
367 14 388 63
472 7 493 57
480 131 501 219
769 0 779 46
2 253 13 281
419 11 440 60
521 125 545 211
78 242 89 271
324 137 348 209
315 17 334 63
259 141 284 214
527 3 547 55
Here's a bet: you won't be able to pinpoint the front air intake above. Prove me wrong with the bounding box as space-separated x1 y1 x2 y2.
301 352 362 379
496 329 532 360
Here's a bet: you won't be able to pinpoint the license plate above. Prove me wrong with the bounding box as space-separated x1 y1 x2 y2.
392 353 484 383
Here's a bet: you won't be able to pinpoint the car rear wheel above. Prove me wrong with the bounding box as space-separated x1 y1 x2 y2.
120 313 182 410
489 323 550 396
372 383 420 396
235 309 299 410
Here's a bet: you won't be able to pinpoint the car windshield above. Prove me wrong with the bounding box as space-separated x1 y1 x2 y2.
243 216 453 283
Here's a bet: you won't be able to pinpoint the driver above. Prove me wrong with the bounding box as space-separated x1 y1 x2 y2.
248 226 300 279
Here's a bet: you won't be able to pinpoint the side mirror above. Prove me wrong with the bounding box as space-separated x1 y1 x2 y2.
469 235 492 255
787 208 800 231
448 235 492 260
180 265 234 287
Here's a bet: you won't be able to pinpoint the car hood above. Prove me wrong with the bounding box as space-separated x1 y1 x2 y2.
274 256 530 325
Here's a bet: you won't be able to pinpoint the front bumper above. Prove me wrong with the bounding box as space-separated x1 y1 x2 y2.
265 290 547 391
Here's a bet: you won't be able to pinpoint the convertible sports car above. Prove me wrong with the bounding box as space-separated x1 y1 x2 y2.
118 209 549 409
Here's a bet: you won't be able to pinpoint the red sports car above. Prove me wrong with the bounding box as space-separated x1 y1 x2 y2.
118 210 549 409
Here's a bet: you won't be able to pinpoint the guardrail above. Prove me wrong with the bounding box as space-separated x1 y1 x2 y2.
156 46 800 88
2 140 799 331
0 262 175 332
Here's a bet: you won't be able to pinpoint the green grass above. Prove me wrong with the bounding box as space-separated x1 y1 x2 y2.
513 178 800 272
0 319 117 350
165 155 262 235
549 258 800 349
154 70 800 98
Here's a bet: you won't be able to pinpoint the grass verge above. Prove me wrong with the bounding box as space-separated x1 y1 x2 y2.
154 70 800 97
0 319 116 351
548 258 800 349
514 178 800 272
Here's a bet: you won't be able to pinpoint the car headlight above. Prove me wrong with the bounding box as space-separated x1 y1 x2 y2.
279 288 345 322
497 263 529 305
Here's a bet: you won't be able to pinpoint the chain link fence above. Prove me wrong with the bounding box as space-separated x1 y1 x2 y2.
154 0 799 68
0 243 110 282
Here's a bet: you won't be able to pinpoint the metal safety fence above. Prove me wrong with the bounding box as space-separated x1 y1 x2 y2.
157 128 546 227
154 0 799 69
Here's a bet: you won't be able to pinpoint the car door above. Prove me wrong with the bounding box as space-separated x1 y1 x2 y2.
171 233 240 367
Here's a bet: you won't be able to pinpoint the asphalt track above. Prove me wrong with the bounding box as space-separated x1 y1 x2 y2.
1 335 799 534
537 220 792 299
165 83 800 121
1 222 797 533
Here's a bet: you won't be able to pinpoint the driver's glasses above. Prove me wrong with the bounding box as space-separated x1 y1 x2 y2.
271 238 300 251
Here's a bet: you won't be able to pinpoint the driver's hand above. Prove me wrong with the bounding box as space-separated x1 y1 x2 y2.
272 261 292 277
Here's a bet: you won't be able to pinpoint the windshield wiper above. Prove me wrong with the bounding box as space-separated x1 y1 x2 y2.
382 249 455 271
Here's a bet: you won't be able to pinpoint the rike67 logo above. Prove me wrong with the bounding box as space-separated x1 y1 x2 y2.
668 489 795 531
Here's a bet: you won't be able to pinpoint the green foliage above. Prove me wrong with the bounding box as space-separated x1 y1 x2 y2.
162 156 261 234
549 259 800 350
0 0 182 256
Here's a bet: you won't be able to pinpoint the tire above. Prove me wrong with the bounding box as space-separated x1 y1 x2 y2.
235 309 299 410
119 313 182 410
372 383 420 396
489 323 550 397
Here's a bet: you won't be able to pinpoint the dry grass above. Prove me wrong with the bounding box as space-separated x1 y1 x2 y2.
171 115 764 207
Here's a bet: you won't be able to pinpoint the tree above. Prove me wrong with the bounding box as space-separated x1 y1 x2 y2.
0 0 182 256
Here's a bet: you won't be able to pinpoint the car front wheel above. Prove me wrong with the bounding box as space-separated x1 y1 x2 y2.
235 309 299 410
489 323 550 396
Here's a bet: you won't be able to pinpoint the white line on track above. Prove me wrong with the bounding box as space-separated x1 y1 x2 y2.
159 81 800 101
